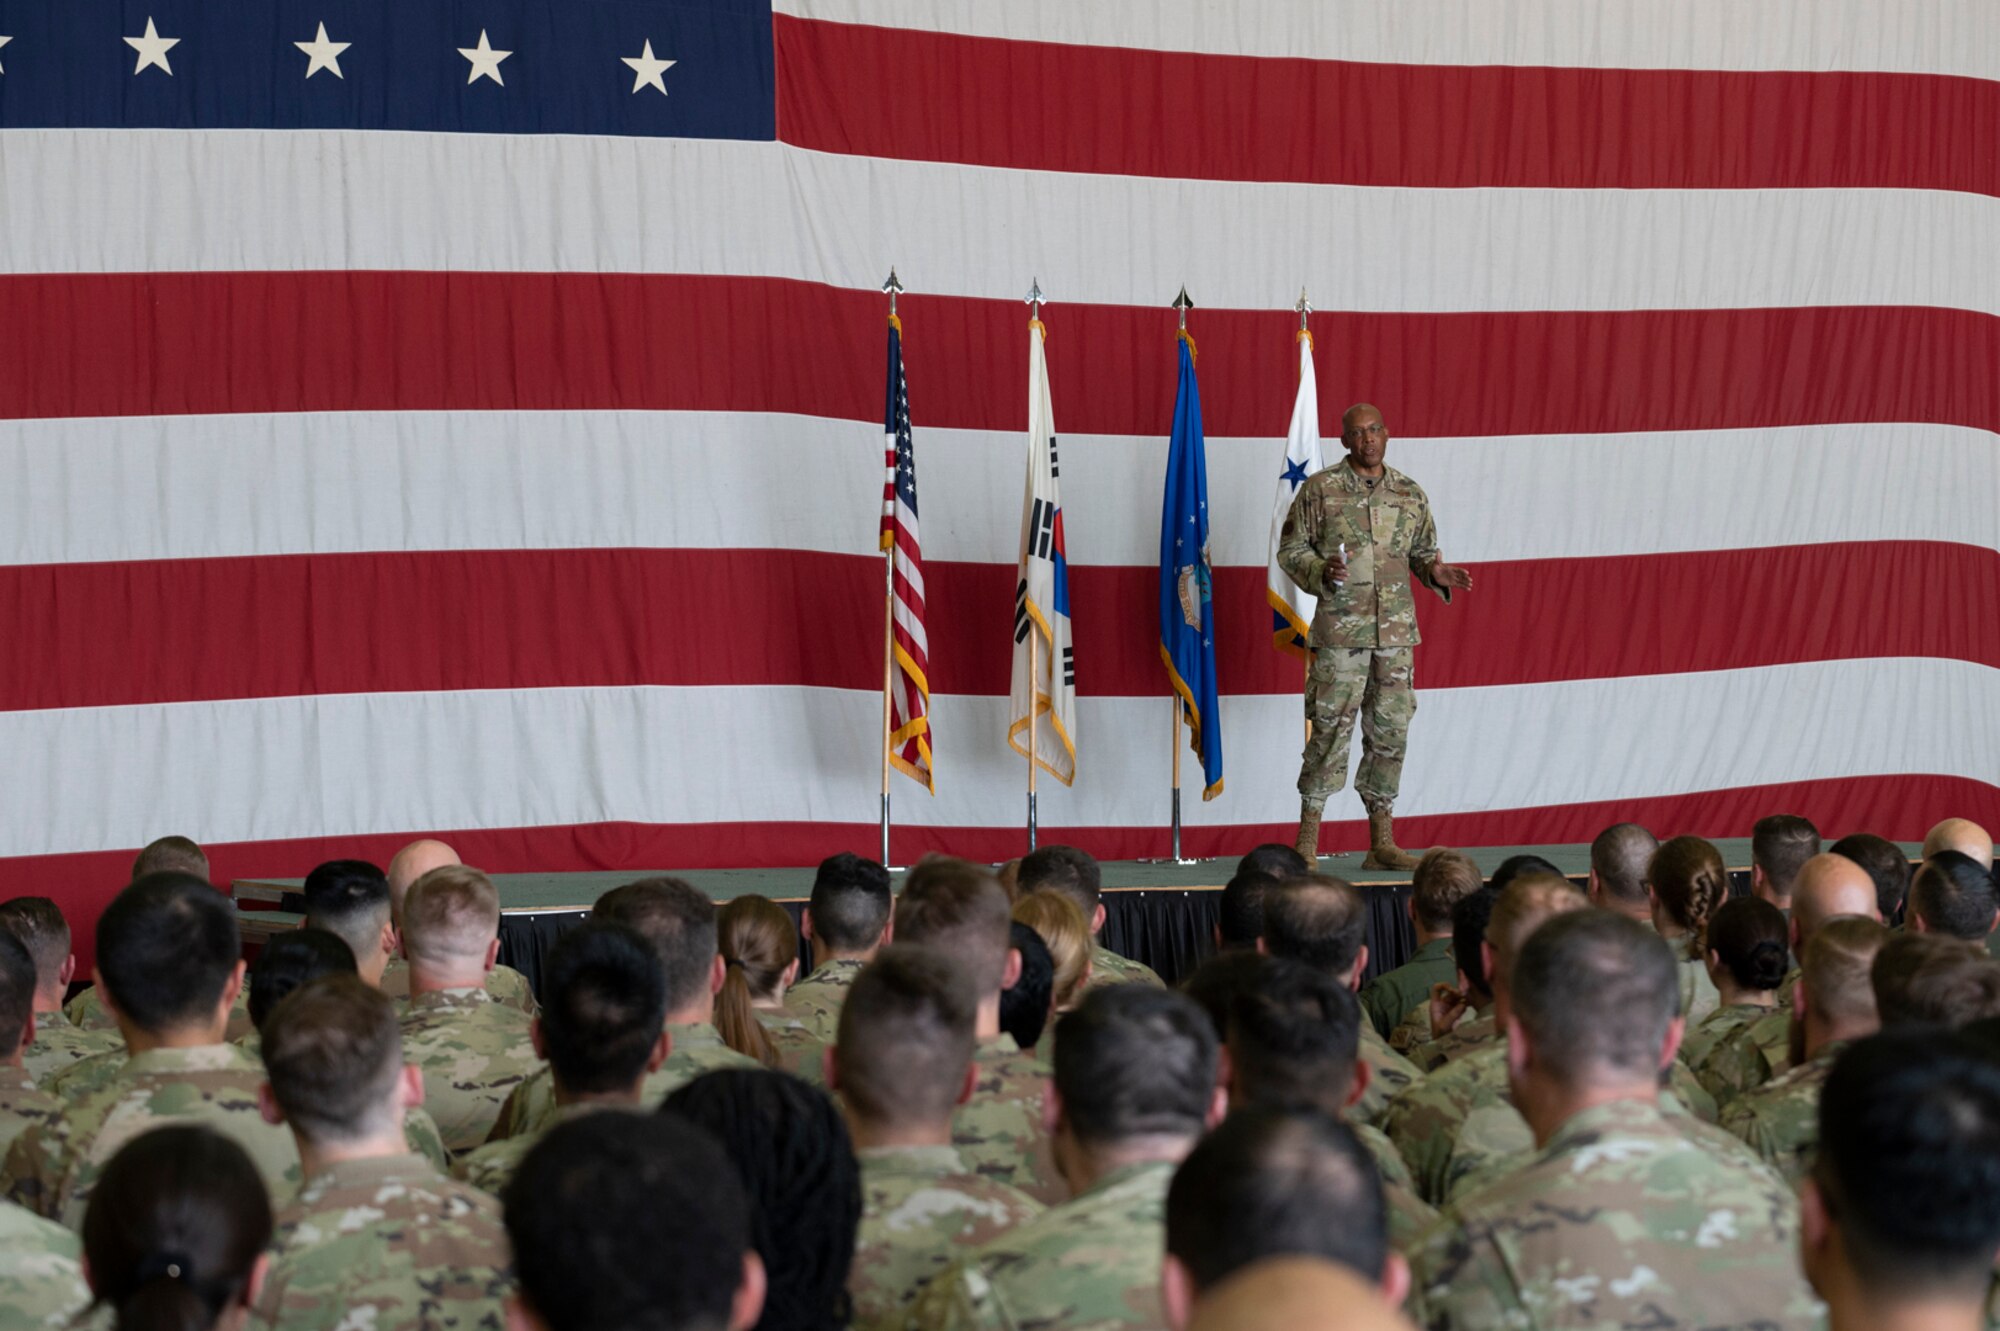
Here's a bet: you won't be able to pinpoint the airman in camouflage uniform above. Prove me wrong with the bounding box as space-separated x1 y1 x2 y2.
1694 1003 1791 1108
0 1197 91 1328
486 1021 755 1141
1678 1000 1777 1072
756 1006 829 1085
1352 1023 1420 1125
1719 1040 1848 1186
41 1047 126 1101
455 1103 622 1197
1276 405 1471 869
789 958 866 1041
398 987 542 1153
0 1066 58 1158
1360 936 1453 1040
1354 1120 1438 1250
20 1010 119 1085
64 982 256 1041
1085 945 1166 992
257 1154 514 1331
380 956 539 1015
1403 1009 1496 1073
953 1034 1061 1206
849 1144 1042 1331
1405 1098 1822 1331
1 1043 301 1228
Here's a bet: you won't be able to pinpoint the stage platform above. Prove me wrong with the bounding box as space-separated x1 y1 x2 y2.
233 836 1862 992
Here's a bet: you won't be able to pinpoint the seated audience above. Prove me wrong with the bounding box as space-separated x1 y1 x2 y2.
505 1112 765 1331
256 975 512 1329
65 837 218 1034
1483 854 1564 892
911 985 1223 1331
300 859 396 987
454 922 666 1195
1682 896 1789 1070
1187 1259 1416 1331
1801 1030 2000 1331
792 853 896 1041
0 898 120 1079
1236 843 1311 881
379 839 537 1014
1923 818 1994 870
831 945 1041 1331
1407 910 1818 1331
490 877 756 1139
1017 844 1165 989
1584 822 1659 925
1750 813 1821 915
396 865 542 1152
716 894 820 1074
664 1069 862 1331
81 1125 271 1331
3 874 299 1227
1908 850 1998 942
1013 889 1093 1017
997 921 1056 1054
1827 832 1912 925
1398 887 1499 1066
1721 916 1889 1184
1164 1107 1407 1331
1215 868 1276 951
1360 849 1481 1041
1871 931 2000 1028
1645 836 1729 1021
0 933 58 1156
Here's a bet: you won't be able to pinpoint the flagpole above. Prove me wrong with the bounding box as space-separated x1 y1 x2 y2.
879 268 904 868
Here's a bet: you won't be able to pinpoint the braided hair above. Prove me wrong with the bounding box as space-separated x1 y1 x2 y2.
1649 836 1731 962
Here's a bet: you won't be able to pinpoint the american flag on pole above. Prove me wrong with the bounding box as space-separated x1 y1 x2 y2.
881 316 935 793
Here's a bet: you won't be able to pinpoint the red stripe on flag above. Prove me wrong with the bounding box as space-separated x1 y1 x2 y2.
774 16 2000 196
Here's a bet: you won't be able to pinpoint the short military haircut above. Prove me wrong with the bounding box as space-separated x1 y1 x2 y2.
1180 948 1278 1038
998 922 1055 1052
1261 875 1369 979
400 864 500 965
806 852 893 954
1054 984 1216 1148
1411 848 1483 932
1830 832 1914 922
96 873 240 1033
1870 932 2000 1029
1803 916 1890 1030
261 974 404 1143
1237 843 1310 881
835 944 977 1129
0 897 70 992
300 859 391 963
1814 1031 2000 1300
1589 823 1658 908
892 858 1013 996
1487 854 1564 893
1910 851 1999 941
1015 844 1104 920
539 922 668 1096
1752 813 1821 901
0 933 36 1059
1167 1107 1386 1293
132 834 210 882
593 877 717 1013
1227 957 1361 1116
1218 870 1275 948
508 1112 754 1331
247 927 358 1032
1706 897 1790 993
1512 909 1679 1087
1485 872 1586 989
1451 886 1500 999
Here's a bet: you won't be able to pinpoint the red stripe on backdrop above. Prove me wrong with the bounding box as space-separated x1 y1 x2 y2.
4 273 2000 441
21 773 1997 969
2 542 1994 710
775 16 2000 197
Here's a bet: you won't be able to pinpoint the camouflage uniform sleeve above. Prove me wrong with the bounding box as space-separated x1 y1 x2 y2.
907 1255 1008 1331
1405 491 1450 603
0 1119 66 1220
1405 1215 1523 1331
1275 482 1329 596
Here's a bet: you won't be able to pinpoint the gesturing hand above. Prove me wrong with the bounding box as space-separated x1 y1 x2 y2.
1427 982 1469 1040
1430 560 1474 592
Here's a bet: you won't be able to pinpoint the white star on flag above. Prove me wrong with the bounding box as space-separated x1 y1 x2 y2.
124 17 179 76
0 36 12 74
294 23 350 80
621 39 674 96
458 30 512 86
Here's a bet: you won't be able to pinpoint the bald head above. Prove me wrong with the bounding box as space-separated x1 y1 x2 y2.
1186 1259 1414 1331
386 840 461 920
1793 853 1882 940
1926 819 1994 871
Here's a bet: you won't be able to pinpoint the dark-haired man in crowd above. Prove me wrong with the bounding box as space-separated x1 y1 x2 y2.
913 985 1223 1331
1584 822 1659 926
1359 849 1480 1040
1018 845 1165 991
1215 869 1274 952
1164 1107 1409 1330
1827 832 1912 926
455 923 668 1196
301 859 398 989
834 946 1041 1330
3 874 300 1226
378 839 538 1015
1408 911 1817 1331
1800 1031 2000 1331
0 899 119 1080
792 852 895 1041
1909 850 1998 944
1237 843 1310 882
1750 814 1821 916
1871 932 2000 1029
257 975 513 1329
0 934 58 1155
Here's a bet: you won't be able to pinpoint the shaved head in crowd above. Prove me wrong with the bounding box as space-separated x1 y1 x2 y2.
1925 819 1994 871
387 839 462 921
1792 854 1881 938
1588 823 1658 914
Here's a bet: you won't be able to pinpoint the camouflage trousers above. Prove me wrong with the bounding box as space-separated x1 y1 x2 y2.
1297 646 1416 810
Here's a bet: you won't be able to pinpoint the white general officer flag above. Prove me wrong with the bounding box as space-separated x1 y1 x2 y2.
1267 331 1325 657
1009 315 1077 784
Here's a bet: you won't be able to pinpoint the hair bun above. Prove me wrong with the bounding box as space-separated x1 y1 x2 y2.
1746 939 1789 989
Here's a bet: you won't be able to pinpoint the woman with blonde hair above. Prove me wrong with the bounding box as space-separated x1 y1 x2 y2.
716 894 819 1073
1012 890 1093 1016
1647 835 1730 1023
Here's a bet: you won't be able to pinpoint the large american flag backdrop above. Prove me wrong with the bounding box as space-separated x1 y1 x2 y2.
3 0 1996 959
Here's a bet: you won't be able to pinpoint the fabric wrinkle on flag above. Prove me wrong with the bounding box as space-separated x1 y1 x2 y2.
1158 331 1224 801
880 315 934 793
1009 316 1077 786
1268 330 1325 658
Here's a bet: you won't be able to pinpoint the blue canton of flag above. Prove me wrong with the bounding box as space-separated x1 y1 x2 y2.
1158 332 1223 800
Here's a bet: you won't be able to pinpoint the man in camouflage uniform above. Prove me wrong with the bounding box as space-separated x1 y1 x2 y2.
1360 849 1479 1039
1396 887 1500 1070
0 936 58 1157
1721 917 1886 1185
1407 911 1821 1331
0 1198 91 1328
487 877 756 1140
257 975 512 1328
454 922 664 1195
396 866 543 1152
2 875 302 1227
894 859 1065 1205
912 986 1220 1331
832 947 1041 1330
1277 404 1472 870
791 851 896 1041
379 837 540 1015
1017 845 1166 991
0 899 122 1082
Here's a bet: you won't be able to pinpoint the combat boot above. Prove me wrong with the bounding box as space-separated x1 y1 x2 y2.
1294 803 1323 861
1361 807 1421 871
